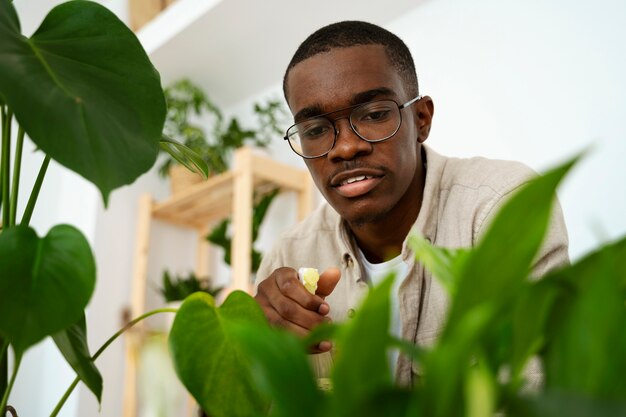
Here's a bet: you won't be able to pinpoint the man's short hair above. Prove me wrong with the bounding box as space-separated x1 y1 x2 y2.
283 20 419 100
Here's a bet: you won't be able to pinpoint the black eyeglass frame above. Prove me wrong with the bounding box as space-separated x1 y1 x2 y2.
284 95 423 159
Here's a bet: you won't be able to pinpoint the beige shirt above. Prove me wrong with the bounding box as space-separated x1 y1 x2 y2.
256 146 569 386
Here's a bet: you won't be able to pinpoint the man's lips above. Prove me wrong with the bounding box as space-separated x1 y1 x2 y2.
331 169 384 198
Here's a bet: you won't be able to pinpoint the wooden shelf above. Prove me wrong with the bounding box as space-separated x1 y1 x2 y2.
152 150 311 229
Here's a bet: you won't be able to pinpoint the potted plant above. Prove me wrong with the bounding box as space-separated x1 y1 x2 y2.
168 155 626 417
158 270 222 332
0 0 206 414
159 78 287 194
159 270 222 304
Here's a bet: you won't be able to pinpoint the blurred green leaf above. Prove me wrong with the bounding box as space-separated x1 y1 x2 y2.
160 135 209 179
0 225 95 355
465 359 496 417
169 291 268 417
509 279 560 381
409 234 469 296
421 303 495 417
330 273 395 416
445 156 578 336
511 390 626 417
52 313 102 404
417 156 577 417
542 237 626 399
351 389 414 417
0 0 165 204
2 0 19 32
233 324 324 417
302 321 340 350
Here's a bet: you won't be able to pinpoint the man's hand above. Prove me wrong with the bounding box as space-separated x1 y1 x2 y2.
255 267 340 352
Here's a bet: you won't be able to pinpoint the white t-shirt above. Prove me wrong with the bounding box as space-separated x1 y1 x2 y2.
356 248 408 377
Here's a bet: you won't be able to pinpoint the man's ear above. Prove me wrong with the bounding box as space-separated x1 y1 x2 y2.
414 96 434 143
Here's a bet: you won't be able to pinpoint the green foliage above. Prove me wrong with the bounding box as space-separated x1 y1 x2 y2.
0 225 95 356
169 155 626 417
207 188 280 273
159 78 287 177
330 274 394 416
169 292 269 417
159 270 222 303
233 324 324 417
541 239 626 399
0 0 202 412
52 314 103 404
160 135 210 179
0 0 165 204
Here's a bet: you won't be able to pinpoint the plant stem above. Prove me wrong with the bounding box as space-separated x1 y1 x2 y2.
1 108 12 228
49 308 178 417
0 352 20 414
0 339 7 403
0 105 5 216
9 127 24 226
49 379 79 417
0 104 9 400
20 154 50 227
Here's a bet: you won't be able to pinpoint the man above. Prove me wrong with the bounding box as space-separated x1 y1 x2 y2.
254 21 569 385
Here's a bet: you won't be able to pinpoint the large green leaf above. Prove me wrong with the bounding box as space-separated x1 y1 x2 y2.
542 237 626 399
168 291 269 417
233 324 324 417
0 0 165 204
330 273 395 416
0 225 95 355
52 313 102 403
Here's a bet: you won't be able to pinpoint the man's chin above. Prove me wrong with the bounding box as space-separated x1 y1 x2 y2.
342 209 387 229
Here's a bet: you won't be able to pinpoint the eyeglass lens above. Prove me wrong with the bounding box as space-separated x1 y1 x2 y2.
287 100 401 158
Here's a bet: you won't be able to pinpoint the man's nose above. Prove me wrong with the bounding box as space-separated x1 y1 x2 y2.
327 118 372 161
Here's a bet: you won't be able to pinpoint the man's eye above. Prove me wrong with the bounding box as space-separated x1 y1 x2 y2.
301 123 331 139
361 109 391 122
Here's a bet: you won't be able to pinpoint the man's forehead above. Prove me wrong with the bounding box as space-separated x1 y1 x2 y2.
285 45 403 115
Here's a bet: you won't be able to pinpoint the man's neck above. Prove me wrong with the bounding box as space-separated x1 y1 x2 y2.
349 164 425 264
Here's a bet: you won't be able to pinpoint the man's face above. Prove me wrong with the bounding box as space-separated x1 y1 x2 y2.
285 44 428 226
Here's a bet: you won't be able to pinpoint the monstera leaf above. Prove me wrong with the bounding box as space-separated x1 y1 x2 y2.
0 0 166 204
169 291 269 417
0 225 96 356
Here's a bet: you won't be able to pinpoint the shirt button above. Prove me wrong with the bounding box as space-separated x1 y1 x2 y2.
347 308 356 318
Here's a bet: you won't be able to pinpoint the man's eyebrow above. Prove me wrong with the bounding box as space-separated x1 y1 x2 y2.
292 87 396 123
351 87 396 105
294 105 324 123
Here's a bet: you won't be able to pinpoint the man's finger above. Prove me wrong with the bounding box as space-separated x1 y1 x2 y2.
316 267 341 298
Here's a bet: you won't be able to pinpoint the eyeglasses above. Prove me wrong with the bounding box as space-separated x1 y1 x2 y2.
284 95 422 159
